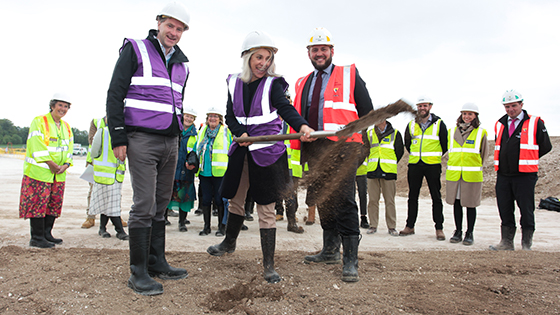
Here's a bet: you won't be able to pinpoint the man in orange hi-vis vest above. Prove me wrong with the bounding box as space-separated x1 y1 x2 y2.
290 27 373 283
490 90 551 252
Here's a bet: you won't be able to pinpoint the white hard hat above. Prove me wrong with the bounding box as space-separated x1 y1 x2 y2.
183 107 197 117
416 95 433 105
51 92 72 105
307 27 334 48
501 89 523 104
461 102 479 113
206 106 223 116
241 31 278 57
158 2 190 30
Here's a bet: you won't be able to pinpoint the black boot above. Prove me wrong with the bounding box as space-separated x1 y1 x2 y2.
450 230 462 243
463 232 474 246
99 214 111 238
110 216 129 240
207 213 244 256
216 205 225 237
489 226 516 251
29 218 54 248
260 228 281 283
199 206 211 236
304 229 341 264
44 215 63 244
178 210 188 232
341 235 360 282
148 220 188 280
360 216 370 229
128 227 163 296
522 229 534 251
164 209 171 226
244 197 254 221
286 197 304 233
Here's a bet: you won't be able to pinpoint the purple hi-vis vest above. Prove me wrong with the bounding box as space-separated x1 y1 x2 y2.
227 74 287 167
122 38 189 130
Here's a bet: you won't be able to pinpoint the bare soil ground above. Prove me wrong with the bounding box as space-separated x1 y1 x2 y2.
1 137 559 314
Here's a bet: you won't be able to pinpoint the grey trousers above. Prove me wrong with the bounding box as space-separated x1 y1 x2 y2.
127 132 178 228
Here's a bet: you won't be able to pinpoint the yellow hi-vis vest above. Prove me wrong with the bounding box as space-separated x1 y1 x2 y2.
408 119 443 165
446 126 486 182
86 117 106 164
197 124 231 177
24 113 73 183
367 128 398 174
357 159 368 176
93 127 126 185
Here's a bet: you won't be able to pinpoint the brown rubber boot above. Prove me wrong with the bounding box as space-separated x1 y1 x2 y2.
305 205 316 225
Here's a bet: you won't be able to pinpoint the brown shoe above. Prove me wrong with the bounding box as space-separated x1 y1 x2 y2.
121 218 128 227
81 218 95 229
399 226 415 236
436 229 445 241
275 214 284 221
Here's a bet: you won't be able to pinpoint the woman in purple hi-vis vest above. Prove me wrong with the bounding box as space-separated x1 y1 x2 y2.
206 31 314 284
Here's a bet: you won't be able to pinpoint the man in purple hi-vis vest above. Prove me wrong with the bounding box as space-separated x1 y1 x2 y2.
106 2 191 296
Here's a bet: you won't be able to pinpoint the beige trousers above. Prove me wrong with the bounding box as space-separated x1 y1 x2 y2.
228 157 276 229
367 178 397 229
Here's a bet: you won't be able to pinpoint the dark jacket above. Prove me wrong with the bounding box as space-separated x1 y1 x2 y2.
367 121 404 180
404 113 448 165
496 109 552 176
106 29 190 148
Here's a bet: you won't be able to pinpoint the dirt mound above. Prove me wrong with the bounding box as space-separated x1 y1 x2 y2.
396 136 560 200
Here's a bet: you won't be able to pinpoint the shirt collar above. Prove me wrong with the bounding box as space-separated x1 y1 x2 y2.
508 111 524 122
156 38 176 63
313 63 334 77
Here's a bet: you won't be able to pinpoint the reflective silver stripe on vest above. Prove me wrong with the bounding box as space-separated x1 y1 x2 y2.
25 157 50 169
125 99 174 113
520 116 539 150
95 128 118 168
28 130 43 139
449 127 483 154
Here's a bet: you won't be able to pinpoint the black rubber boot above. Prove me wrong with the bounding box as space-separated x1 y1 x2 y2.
522 229 534 251
164 209 171 226
360 216 370 229
207 213 245 256
178 210 188 232
260 228 281 283
29 218 54 248
44 215 63 244
99 214 111 238
304 229 341 264
110 216 129 240
216 205 225 236
489 226 516 251
128 227 163 296
199 206 211 235
148 221 188 280
341 235 360 282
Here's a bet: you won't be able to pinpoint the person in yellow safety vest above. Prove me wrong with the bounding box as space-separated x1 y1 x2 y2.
366 119 404 236
356 159 369 229
197 107 232 237
400 96 448 241
19 93 74 249
88 123 129 240
445 103 489 246
281 115 305 233
166 108 199 232
82 117 104 228
490 90 552 251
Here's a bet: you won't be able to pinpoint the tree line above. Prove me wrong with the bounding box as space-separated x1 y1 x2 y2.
0 119 88 146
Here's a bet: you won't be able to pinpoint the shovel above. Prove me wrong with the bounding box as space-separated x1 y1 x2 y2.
234 99 415 143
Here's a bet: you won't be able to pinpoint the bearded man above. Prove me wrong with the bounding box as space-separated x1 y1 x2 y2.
399 96 448 240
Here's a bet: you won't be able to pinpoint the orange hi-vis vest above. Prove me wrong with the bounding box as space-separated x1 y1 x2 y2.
290 64 361 150
494 115 540 172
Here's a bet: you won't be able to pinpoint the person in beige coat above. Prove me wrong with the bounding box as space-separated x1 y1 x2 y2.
445 103 489 246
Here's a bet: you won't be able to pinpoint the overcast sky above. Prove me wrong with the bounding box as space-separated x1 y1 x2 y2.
1 0 559 137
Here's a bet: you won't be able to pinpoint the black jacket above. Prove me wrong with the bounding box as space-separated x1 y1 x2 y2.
404 113 448 165
106 29 190 148
366 121 404 180
496 109 552 176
